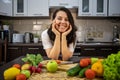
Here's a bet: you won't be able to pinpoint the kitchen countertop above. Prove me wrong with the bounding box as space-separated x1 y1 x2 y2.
76 42 120 46
8 42 43 46
8 42 120 46
0 56 80 79
0 56 104 80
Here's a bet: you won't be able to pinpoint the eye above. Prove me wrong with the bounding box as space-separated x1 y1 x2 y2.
65 18 68 21
57 17 62 20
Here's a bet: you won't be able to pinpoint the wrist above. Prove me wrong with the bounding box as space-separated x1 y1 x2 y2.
56 35 60 39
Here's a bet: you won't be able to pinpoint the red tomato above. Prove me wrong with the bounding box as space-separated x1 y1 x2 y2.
84 58 91 64
85 69 96 79
16 74 27 80
13 64 21 69
80 59 89 67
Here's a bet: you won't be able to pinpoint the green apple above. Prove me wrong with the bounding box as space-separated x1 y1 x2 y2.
21 70 31 78
46 60 58 73
91 57 99 64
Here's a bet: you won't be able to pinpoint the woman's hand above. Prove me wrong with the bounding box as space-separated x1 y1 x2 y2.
62 25 72 36
52 20 60 36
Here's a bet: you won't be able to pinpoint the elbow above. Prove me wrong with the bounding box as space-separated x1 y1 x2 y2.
47 54 56 60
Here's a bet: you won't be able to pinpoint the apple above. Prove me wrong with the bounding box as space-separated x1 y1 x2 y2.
91 57 99 64
46 60 58 73
21 70 31 78
21 63 31 70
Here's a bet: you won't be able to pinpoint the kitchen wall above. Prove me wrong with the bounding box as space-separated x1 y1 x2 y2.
12 11 120 42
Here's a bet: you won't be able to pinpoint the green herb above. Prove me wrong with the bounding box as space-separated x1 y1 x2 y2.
22 54 43 66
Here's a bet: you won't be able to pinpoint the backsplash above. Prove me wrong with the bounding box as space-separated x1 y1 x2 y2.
12 13 120 42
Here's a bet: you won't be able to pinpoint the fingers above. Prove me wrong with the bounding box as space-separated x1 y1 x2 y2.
67 25 72 32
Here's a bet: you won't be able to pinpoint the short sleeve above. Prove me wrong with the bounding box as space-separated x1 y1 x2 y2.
41 29 53 49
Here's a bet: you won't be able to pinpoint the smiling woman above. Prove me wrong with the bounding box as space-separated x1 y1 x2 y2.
41 7 77 61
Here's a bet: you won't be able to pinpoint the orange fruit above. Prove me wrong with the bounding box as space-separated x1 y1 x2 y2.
55 60 61 64
13 64 21 69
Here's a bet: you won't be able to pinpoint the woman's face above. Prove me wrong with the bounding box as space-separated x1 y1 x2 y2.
54 11 70 33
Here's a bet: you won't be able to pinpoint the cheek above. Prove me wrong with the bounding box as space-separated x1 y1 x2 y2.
55 20 60 24
67 22 70 26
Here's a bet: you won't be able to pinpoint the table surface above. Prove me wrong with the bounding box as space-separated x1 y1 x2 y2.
0 56 85 80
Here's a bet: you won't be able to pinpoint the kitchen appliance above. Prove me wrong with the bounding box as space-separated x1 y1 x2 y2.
113 25 120 43
0 30 5 40
24 32 33 43
12 33 24 43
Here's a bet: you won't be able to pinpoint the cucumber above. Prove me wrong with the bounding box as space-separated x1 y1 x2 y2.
67 64 82 76
78 65 91 78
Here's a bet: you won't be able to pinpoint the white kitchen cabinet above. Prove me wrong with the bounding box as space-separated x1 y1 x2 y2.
13 0 28 16
0 0 12 16
78 0 107 17
93 0 107 16
108 0 120 16
28 0 49 16
49 0 78 8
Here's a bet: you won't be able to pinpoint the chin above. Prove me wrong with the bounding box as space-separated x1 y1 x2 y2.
59 30 66 33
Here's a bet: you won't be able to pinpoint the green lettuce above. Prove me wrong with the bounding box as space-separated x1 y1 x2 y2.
102 51 120 80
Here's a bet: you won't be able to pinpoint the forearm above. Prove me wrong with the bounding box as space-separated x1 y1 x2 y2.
61 36 73 61
49 36 60 60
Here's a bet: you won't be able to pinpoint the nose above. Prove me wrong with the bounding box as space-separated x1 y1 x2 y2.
61 19 66 23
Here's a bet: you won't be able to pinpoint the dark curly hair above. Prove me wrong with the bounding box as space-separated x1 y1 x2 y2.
48 7 77 46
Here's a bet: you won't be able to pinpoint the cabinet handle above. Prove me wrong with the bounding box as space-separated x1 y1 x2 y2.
81 14 91 16
75 47 81 48
96 14 105 16
8 47 18 50
74 53 81 56
15 14 24 15
84 48 95 50
33 14 42 15
59 3 69 6
28 48 39 50
112 14 120 16
100 48 112 50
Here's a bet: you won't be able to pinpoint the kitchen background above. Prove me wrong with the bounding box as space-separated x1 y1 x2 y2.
0 0 120 43
0 0 120 65
12 14 120 42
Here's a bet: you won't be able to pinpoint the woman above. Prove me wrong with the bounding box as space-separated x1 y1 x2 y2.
41 7 77 61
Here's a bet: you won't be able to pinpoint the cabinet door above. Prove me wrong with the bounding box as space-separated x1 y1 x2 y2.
0 45 2 62
80 46 98 56
22 46 46 56
93 0 107 16
0 0 12 16
7 46 22 62
49 0 78 8
28 0 49 16
78 0 93 16
99 46 114 57
109 0 120 16
13 0 28 16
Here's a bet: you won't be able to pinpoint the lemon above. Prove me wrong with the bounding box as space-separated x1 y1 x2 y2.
4 67 20 80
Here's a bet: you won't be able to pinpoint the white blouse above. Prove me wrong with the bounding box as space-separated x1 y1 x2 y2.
41 29 78 52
